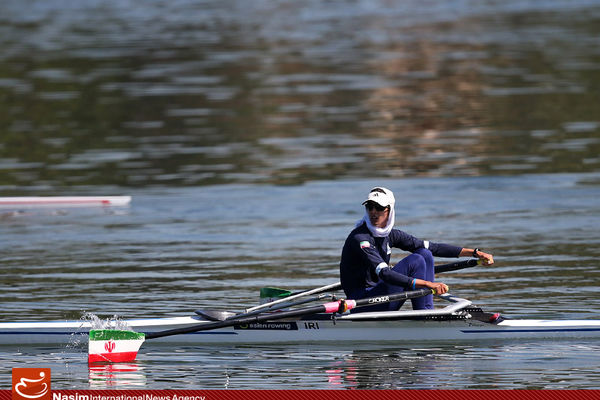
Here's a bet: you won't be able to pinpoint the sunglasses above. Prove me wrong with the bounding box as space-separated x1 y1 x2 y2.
365 202 389 212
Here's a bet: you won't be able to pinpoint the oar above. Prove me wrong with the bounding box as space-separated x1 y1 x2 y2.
195 292 337 322
88 288 434 363
195 282 343 322
244 281 342 314
197 259 480 322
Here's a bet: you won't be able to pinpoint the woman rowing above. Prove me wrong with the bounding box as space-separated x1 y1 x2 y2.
339 187 494 311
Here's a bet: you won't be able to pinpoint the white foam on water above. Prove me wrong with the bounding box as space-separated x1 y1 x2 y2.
65 312 133 350
80 312 133 331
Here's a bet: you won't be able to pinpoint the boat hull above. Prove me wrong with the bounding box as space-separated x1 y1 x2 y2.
1 316 599 346
0 196 131 208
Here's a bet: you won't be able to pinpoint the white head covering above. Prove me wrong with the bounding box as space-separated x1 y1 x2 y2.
355 187 396 237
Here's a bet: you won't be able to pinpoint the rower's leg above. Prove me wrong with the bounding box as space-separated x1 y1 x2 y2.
392 250 434 310
411 248 434 309
352 249 435 312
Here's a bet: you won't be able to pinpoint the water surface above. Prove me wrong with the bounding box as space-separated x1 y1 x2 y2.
2 174 600 389
1 0 599 188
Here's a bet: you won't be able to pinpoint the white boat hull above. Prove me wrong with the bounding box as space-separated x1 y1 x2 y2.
0 196 131 208
2 315 599 346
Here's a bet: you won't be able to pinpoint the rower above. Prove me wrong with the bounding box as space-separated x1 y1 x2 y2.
339 186 494 312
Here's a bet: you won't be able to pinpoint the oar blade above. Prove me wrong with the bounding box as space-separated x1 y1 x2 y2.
194 309 237 321
259 287 292 304
88 329 145 364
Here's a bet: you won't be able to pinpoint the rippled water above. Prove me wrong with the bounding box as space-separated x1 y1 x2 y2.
1 0 600 390
1 0 599 188
2 175 600 321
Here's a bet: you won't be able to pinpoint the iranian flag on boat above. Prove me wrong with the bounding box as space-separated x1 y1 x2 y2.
88 329 145 363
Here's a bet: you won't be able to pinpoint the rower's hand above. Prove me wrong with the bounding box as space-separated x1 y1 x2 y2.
477 250 494 265
427 282 449 295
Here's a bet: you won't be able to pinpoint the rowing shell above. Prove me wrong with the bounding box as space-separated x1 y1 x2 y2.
2 296 599 346
0 196 131 208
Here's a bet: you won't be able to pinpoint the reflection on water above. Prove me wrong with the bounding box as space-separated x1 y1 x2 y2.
27 341 598 389
89 363 146 388
320 341 600 389
1 0 599 190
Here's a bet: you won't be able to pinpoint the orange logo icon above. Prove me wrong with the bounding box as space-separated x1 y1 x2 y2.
12 368 51 400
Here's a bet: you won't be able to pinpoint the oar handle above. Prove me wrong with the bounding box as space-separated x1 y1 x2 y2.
145 288 433 340
435 259 480 274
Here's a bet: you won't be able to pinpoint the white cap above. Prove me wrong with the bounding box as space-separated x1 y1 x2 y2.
362 187 395 208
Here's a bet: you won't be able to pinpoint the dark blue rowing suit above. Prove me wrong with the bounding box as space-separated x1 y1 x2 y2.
340 222 462 311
